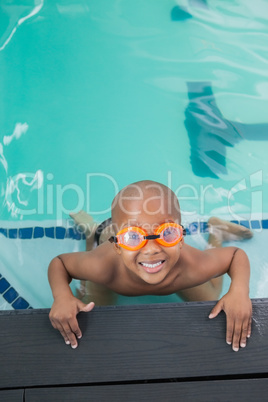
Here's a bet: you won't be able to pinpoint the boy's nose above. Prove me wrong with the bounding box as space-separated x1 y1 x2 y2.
142 239 162 254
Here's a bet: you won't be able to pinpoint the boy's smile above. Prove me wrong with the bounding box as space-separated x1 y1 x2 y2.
138 259 165 274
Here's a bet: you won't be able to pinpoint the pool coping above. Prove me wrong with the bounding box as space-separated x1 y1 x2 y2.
0 299 268 400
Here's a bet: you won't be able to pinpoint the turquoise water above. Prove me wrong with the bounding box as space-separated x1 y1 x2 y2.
0 0 268 309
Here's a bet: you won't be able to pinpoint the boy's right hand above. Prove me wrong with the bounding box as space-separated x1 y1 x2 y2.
49 296 95 349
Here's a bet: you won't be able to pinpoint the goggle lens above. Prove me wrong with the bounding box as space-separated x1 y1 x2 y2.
162 226 180 243
121 231 143 247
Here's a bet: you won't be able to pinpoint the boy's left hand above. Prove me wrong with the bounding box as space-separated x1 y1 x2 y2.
208 290 252 352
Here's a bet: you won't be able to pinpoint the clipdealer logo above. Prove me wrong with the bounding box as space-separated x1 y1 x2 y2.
3 170 264 223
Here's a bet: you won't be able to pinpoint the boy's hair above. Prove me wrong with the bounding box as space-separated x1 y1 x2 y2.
111 180 181 231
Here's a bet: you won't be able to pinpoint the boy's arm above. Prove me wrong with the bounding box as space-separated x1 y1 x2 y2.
48 244 115 349
48 255 95 349
208 247 252 352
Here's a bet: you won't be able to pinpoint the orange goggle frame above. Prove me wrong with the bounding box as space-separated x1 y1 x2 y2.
109 223 186 251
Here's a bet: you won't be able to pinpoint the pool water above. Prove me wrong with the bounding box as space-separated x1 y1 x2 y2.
0 0 267 309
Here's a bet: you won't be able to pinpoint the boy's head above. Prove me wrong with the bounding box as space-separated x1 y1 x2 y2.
110 180 184 286
111 180 181 230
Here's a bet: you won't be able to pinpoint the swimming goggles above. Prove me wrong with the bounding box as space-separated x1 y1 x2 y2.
109 223 186 251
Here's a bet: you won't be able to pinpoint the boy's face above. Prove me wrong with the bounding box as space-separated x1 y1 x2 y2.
113 196 183 286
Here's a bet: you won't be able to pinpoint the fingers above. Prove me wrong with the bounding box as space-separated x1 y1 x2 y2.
225 317 234 347
247 316 252 339
226 316 252 352
239 323 249 348
210 296 252 352
49 299 95 349
50 316 82 348
59 323 78 348
208 300 223 319
80 301 95 313
231 321 245 352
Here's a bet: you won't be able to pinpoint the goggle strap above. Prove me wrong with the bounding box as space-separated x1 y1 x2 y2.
145 234 160 240
108 236 117 244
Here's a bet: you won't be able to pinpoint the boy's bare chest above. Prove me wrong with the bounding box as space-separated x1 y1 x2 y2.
108 263 187 297
107 245 203 297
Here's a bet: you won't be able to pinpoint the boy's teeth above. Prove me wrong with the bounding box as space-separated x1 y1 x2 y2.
141 261 162 268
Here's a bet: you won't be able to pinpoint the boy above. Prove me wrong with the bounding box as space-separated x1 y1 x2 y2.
48 180 252 352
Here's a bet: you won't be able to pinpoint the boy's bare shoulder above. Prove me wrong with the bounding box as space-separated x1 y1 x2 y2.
58 242 119 285
180 244 238 283
182 244 238 264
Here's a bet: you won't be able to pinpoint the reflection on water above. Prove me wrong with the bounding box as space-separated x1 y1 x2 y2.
0 1 44 51
185 81 268 178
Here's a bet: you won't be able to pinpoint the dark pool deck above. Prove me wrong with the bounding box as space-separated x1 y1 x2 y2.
0 299 268 401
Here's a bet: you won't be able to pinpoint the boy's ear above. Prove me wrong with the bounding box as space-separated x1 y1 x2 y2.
114 243 122 254
179 238 184 248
